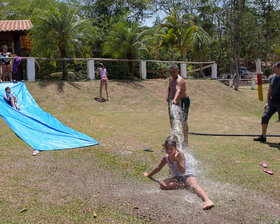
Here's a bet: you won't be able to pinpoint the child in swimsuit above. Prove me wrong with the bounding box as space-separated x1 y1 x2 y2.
1 45 12 81
144 135 214 210
97 63 110 101
4 87 20 110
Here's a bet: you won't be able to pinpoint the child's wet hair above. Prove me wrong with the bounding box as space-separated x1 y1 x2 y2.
5 87 11 92
163 135 179 148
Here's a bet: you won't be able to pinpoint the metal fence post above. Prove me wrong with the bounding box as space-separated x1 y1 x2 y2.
251 79 256 90
180 63 187 79
27 58 35 81
256 59 263 101
140 60 147 80
211 63 217 79
87 60 95 80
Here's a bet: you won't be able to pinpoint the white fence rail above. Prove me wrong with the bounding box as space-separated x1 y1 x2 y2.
2 57 217 81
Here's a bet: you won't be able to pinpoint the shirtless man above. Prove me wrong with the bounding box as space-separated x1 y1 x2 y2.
166 64 190 146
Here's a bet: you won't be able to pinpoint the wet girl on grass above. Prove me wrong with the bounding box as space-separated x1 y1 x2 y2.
144 135 214 210
97 63 109 101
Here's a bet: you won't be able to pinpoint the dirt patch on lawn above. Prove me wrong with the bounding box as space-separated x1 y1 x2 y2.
1 152 279 224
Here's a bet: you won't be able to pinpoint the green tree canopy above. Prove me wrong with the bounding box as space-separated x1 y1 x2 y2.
31 3 91 79
103 21 146 75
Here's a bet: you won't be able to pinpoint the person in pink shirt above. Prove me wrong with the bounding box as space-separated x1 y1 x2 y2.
97 63 110 101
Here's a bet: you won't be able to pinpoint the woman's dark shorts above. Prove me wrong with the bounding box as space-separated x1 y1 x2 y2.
175 174 195 184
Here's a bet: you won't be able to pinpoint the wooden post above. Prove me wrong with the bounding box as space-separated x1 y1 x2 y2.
27 58 35 81
87 60 95 80
211 63 217 79
140 60 147 80
180 63 187 79
256 59 263 101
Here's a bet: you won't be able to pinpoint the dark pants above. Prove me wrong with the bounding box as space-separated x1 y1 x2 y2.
262 103 280 124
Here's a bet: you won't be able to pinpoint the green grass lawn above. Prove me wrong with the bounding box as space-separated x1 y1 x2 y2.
0 80 279 223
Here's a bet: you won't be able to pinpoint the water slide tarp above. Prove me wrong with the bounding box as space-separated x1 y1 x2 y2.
0 82 99 151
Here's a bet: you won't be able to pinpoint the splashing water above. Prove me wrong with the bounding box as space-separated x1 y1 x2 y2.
170 103 198 173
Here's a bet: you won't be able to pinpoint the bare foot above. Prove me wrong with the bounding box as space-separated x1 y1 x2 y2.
202 200 214 210
107 98 110 101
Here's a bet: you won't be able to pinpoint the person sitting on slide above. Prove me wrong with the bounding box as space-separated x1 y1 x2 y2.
254 62 280 142
4 87 20 110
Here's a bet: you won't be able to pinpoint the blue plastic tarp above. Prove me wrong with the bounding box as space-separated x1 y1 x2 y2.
0 82 99 151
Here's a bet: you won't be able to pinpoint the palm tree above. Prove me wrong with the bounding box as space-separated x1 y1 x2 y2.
154 11 197 61
103 21 146 76
32 3 85 80
189 26 211 77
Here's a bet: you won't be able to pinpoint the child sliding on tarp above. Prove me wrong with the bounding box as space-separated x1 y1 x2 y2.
4 87 20 110
144 135 214 210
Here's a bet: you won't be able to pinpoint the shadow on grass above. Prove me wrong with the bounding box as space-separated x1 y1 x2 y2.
94 97 106 103
37 80 65 92
117 80 145 89
261 142 280 151
68 82 82 90
38 81 82 92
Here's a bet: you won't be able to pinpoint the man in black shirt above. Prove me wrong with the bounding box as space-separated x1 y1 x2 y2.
254 62 280 142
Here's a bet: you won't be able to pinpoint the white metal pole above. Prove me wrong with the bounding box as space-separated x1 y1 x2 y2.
27 58 35 81
180 63 187 79
211 63 217 79
87 60 95 80
140 60 147 80
251 79 256 90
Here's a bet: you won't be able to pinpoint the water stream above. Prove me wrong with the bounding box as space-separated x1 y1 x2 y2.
170 103 197 173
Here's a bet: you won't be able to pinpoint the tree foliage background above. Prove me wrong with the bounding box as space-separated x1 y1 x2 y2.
1 0 280 79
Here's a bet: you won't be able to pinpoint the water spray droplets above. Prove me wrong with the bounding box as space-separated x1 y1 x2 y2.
170 103 197 171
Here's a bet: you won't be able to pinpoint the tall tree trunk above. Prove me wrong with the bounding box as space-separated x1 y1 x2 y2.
59 47 68 80
181 48 186 61
127 52 134 78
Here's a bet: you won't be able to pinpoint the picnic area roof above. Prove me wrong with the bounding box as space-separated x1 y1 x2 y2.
0 20 33 32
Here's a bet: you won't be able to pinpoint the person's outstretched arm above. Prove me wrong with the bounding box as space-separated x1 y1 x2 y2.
144 156 167 177
4 94 8 100
35 60 41 71
96 68 100 77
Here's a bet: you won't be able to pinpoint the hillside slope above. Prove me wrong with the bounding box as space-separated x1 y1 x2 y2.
0 80 279 223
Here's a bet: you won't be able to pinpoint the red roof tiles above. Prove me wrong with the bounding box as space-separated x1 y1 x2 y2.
0 20 33 32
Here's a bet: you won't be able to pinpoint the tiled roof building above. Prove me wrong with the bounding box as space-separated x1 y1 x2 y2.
0 20 33 32
0 20 33 80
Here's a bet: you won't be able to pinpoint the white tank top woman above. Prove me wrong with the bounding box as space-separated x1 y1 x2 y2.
100 68 107 80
